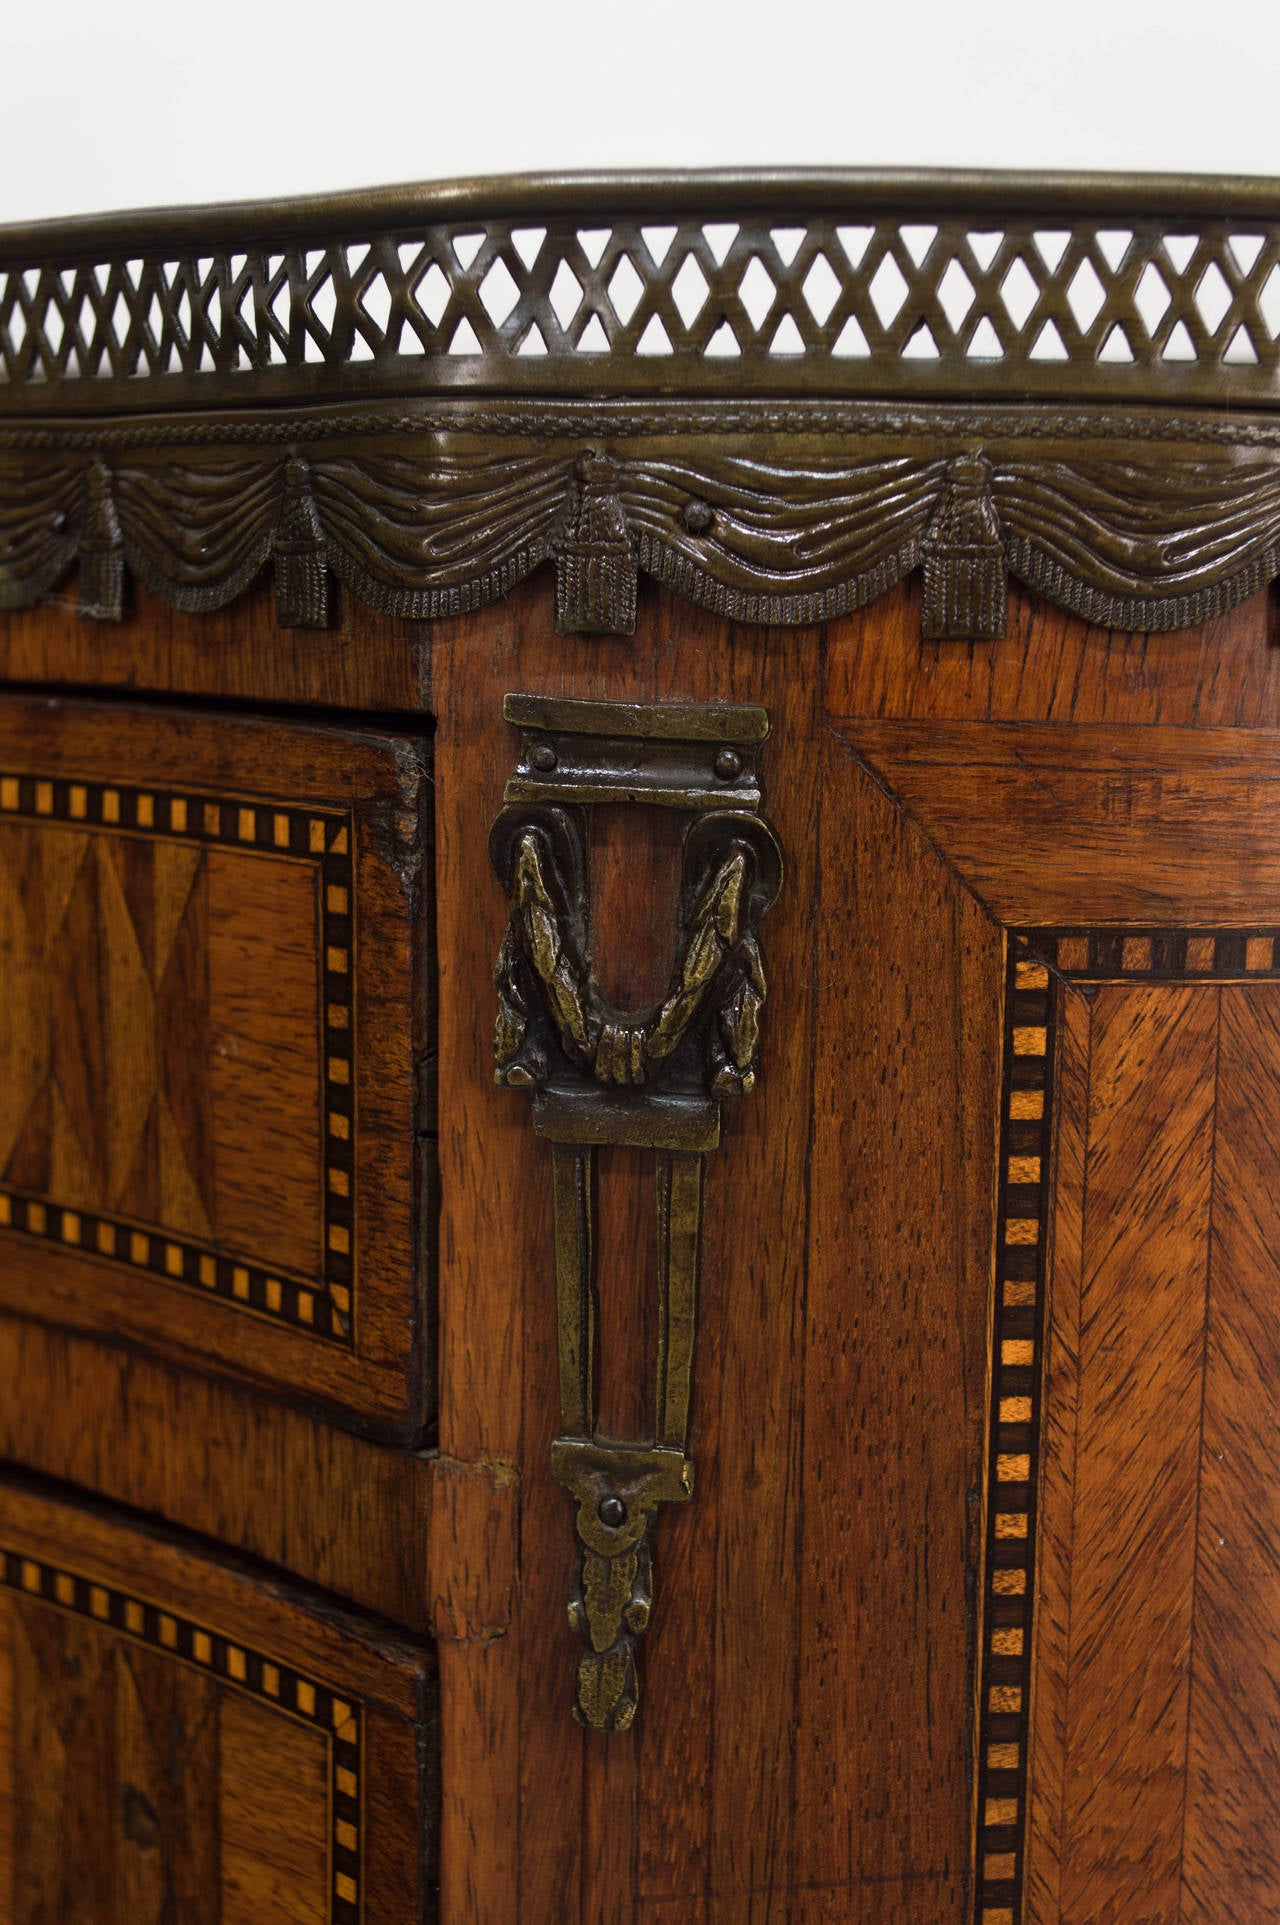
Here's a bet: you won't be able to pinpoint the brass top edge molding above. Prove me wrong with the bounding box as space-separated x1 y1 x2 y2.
502 695 770 744
5 167 1280 259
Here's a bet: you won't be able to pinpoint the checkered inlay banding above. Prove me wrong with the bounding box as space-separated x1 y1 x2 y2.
974 949 1054 1925
1 1544 364 1923
975 925 1280 1922
0 771 356 1346
1020 926 1280 981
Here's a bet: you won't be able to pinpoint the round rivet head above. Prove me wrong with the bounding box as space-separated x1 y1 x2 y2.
714 747 743 780
530 742 557 772
682 498 715 535
597 1495 626 1528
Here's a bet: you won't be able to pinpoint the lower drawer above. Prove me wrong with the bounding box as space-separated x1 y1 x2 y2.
0 1476 436 1921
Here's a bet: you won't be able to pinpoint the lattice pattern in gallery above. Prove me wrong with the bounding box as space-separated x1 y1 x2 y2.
4 206 1280 401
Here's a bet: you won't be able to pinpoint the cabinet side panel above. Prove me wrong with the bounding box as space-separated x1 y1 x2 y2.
1181 987 1280 1914
799 745 1002 1911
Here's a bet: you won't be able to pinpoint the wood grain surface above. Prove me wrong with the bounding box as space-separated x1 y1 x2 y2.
825 578 1280 731
430 573 1005 1921
0 695 434 1428
0 1312 441 1630
1043 986 1216 1923
0 1475 436 1923
220 1691 328 1924
1181 988 1280 1916
3 551 1280 1922
0 575 430 714
0 1596 10 1912
830 719 1280 925
797 742 1002 1916
1025 977 1280 1924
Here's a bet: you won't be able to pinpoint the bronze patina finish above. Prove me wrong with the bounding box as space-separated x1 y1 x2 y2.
489 695 782 1728
6 171 1280 640
7 169 1280 414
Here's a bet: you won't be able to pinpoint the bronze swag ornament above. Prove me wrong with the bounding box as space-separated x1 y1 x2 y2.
489 694 782 1728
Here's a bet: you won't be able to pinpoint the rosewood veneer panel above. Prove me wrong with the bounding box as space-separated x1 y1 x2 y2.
1023 977 1280 1921
0 695 434 1428
0 1477 435 1922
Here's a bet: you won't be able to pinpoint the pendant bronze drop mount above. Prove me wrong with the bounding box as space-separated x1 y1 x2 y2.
489 694 782 1729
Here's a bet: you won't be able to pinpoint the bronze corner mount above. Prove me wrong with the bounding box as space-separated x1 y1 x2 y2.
489 692 782 1729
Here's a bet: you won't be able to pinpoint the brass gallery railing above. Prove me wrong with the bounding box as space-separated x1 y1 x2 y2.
5 173 1280 643
3 171 1280 410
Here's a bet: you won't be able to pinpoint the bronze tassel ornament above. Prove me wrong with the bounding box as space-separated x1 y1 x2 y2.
553 450 637 637
77 460 124 622
274 456 330 629
921 452 1007 641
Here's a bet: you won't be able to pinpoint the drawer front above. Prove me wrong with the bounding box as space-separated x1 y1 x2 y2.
0 1478 434 1922
0 697 433 1428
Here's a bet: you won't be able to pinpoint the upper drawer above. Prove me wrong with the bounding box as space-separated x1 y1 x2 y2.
0 696 433 1431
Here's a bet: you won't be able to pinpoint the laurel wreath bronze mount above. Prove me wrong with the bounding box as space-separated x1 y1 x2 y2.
489 693 782 1729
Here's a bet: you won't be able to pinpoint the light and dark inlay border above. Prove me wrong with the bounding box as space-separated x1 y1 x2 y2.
0 770 357 1345
974 924 1280 1925
0 1541 364 1922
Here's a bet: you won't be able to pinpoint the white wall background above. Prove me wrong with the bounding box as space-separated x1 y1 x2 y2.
2 0 1278 224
